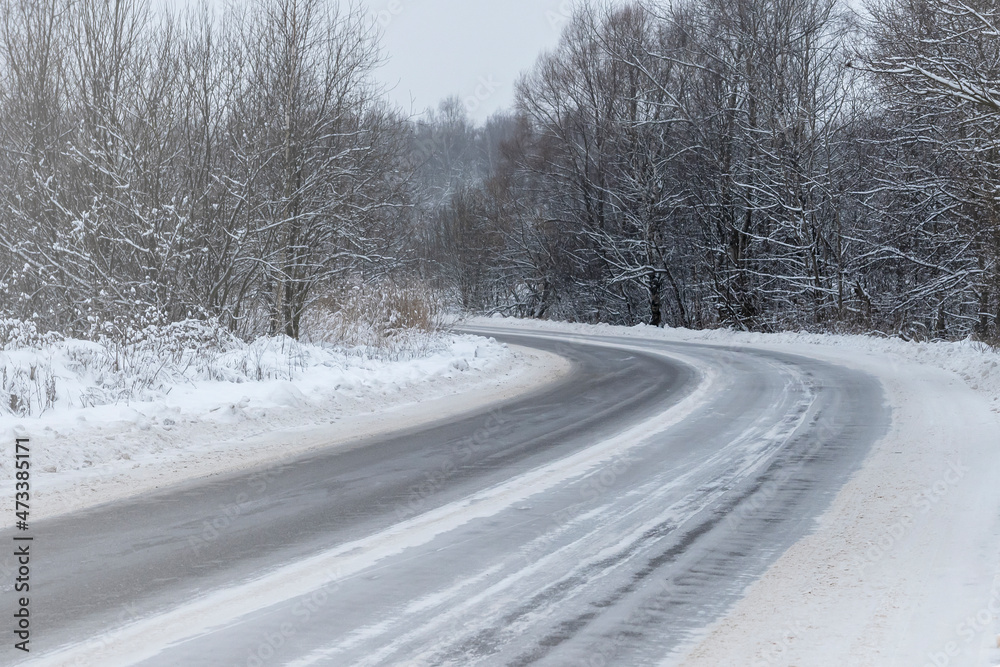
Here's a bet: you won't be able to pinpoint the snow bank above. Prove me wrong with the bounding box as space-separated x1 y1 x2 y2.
0 321 567 521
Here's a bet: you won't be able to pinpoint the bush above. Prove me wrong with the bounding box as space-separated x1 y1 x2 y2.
0 317 304 416
0 318 63 350
0 281 453 416
302 279 448 359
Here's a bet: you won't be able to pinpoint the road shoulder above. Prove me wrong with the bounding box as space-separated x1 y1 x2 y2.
677 341 1000 667
19 341 570 522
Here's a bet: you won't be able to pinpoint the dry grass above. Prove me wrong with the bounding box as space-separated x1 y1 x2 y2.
0 282 452 416
302 279 449 360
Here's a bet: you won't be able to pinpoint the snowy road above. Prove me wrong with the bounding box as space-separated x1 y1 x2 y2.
11 327 890 666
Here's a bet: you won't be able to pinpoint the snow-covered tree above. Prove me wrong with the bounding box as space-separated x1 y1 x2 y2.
863 0 1000 339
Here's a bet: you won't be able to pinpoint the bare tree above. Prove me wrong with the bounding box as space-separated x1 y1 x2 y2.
0 0 413 340
862 0 1000 339
0 0 72 325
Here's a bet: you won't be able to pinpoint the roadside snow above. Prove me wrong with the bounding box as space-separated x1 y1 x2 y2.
467 316 1000 415
466 316 1000 667
0 331 569 522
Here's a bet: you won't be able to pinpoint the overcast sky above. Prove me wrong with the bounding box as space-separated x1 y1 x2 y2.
362 0 587 121
160 0 609 123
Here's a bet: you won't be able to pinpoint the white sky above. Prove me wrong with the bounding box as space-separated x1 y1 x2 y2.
363 0 587 121
159 0 610 123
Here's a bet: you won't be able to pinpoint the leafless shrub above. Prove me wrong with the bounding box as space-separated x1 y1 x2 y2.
302 279 447 360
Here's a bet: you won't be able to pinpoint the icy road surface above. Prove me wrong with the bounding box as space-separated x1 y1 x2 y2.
11 328 889 666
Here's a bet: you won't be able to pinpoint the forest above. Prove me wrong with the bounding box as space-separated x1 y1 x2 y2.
1 0 998 344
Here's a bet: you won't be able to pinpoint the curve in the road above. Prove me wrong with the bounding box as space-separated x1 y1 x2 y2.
13 328 889 667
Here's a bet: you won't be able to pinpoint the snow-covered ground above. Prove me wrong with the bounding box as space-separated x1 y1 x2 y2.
467 316 1000 667
0 326 568 522
8 313 1000 665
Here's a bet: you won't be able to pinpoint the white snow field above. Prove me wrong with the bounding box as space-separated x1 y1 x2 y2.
0 325 568 521
468 316 1000 667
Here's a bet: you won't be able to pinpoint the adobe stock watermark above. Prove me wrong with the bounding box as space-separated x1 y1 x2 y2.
61 602 143 667
846 459 969 580
408 73 500 167
233 565 343 667
395 407 508 521
580 449 636 502
187 457 293 558
923 582 1000 667
752 620 808 667
463 75 500 117
517 449 636 568
545 0 575 31
372 0 405 28
585 627 644 667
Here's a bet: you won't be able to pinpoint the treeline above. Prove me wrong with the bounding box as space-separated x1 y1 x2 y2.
423 0 1000 341
0 0 411 340
3 0 998 345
